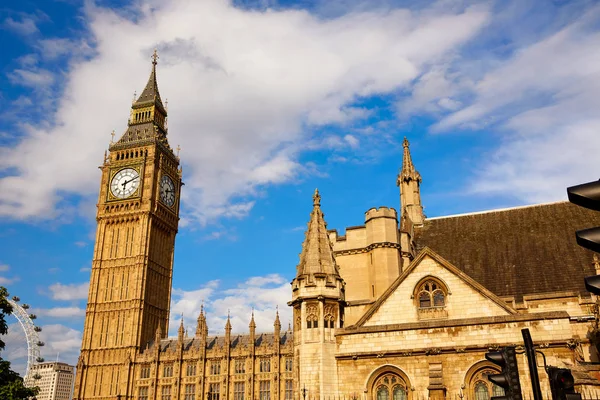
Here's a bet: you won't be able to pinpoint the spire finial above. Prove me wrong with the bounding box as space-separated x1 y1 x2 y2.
110 130 115 144
152 49 159 66
176 145 181 158
249 307 256 330
313 188 321 207
403 136 409 148
132 91 137 104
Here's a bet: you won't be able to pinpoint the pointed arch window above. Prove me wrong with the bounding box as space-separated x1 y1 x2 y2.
469 368 505 400
306 304 318 329
416 279 447 309
373 373 408 400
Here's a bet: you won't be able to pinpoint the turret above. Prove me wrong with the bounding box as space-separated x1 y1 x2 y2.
289 189 345 399
364 207 402 297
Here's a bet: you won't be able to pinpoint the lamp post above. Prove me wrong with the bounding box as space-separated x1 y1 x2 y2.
301 385 307 400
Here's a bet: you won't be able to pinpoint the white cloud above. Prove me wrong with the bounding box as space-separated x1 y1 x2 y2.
0 0 489 224
428 5 600 201
7 68 54 88
2 321 82 377
33 307 86 319
48 282 89 300
2 322 29 376
38 324 82 365
0 276 20 285
3 17 38 36
168 274 291 337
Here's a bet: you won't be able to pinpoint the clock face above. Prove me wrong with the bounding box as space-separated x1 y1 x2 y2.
159 174 176 207
110 168 140 199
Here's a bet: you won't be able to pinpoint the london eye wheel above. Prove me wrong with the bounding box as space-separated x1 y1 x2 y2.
7 296 44 379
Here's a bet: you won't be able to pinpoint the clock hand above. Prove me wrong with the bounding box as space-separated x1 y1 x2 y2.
121 176 139 188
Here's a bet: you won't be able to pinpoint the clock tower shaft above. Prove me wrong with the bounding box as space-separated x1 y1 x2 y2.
74 52 182 400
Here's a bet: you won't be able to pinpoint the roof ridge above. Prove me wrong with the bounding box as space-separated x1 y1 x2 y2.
426 200 568 221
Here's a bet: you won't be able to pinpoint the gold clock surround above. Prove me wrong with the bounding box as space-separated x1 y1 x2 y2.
107 165 143 202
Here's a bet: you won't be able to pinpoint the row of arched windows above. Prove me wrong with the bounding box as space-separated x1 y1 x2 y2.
370 367 504 400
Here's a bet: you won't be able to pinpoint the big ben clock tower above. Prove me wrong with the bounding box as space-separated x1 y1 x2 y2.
74 51 182 400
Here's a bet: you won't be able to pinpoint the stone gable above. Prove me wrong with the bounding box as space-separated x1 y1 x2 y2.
360 249 514 327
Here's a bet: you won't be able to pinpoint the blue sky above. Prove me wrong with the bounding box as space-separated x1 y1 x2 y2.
1 0 600 376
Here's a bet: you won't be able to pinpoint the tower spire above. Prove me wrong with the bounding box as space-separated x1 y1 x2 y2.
134 49 164 109
112 50 169 148
399 137 421 183
196 304 207 337
178 314 185 341
397 137 424 226
274 307 281 332
296 189 339 277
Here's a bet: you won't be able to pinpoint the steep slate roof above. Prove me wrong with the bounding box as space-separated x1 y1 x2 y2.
415 201 600 299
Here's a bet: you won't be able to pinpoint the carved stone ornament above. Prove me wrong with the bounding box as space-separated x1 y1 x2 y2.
566 339 579 350
425 348 441 355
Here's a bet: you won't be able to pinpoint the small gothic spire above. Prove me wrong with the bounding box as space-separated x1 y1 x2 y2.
296 190 340 277
155 323 162 343
399 137 421 183
274 307 281 331
225 310 232 332
196 304 207 337
249 308 256 330
178 314 185 341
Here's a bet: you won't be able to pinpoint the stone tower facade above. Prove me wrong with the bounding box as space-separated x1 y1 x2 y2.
74 52 182 399
290 189 345 399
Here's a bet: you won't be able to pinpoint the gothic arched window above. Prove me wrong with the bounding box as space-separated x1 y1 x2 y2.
306 304 318 329
469 370 505 400
416 279 446 309
373 373 407 400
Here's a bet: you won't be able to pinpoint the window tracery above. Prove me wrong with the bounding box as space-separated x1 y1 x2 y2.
324 305 335 329
306 304 318 329
416 279 446 309
470 368 505 400
374 373 407 400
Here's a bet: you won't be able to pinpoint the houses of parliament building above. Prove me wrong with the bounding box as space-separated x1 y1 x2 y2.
74 54 600 400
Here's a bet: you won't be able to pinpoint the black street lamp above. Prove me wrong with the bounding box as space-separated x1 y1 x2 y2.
301 385 307 400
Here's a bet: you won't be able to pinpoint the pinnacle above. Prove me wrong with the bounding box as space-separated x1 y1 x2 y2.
249 309 256 330
274 307 281 330
296 190 339 277
178 315 185 340
399 137 421 184
225 311 232 331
